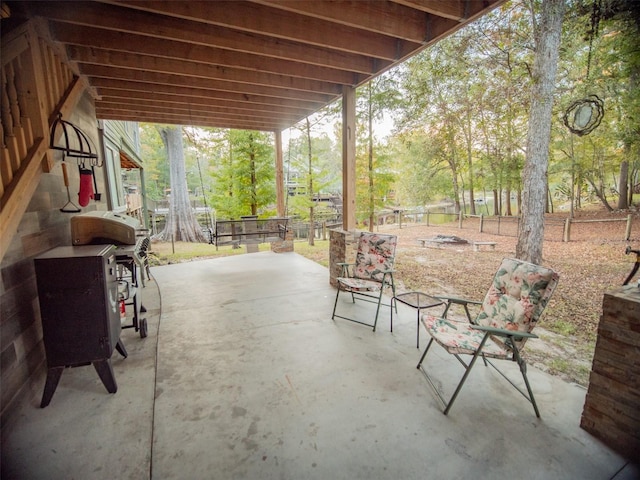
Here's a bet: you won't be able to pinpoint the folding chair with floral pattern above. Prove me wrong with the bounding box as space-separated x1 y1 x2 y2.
417 257 559 417
331 232 397 331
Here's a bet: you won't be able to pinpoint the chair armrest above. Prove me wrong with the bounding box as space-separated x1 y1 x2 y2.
436 295 482 306
470 324 538 340
337 262 354 277
336 262 355 268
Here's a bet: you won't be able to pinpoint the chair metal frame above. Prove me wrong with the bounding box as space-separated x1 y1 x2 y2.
416 258 559 417
331 232 397 331
418 324 541 416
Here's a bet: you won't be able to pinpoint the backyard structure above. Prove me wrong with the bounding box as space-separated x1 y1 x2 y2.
1 252 634 478
1 1 638 474
1 1 509 432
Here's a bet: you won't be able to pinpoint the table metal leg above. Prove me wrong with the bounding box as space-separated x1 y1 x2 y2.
390 297 395 333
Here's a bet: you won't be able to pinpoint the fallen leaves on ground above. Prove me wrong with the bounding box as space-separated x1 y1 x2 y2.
380 209 638 386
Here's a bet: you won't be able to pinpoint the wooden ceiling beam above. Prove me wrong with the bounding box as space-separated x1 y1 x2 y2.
66 46 345 96
389 0 468 21
251 0 430 43
95 111 281 131
101 0 419 60
91 78 331 110
95 90 313 117
96 106 299 126
78 64 337 104
52 23 361 86
56 37 358 89
11 0 508 132
24 0 380 73
95 101 303 124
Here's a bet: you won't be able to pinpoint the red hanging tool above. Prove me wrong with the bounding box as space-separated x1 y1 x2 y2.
78 165 94 207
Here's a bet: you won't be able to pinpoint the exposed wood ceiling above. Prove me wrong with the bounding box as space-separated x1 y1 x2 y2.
7 0 506 132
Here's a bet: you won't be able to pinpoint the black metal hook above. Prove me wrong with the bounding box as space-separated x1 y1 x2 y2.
50 113 102 166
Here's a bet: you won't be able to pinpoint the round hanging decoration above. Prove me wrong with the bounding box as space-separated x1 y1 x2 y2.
562 94 604 136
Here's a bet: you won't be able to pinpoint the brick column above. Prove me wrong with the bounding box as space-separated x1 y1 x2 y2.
270 226 293 253
580 285 640 460
329 229 357 287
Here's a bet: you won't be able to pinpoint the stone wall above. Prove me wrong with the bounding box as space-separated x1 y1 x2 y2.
329 229 357 287
270 225 294 253
580 285 640 461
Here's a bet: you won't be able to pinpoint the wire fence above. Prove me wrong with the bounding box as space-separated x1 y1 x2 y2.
396 212 636 242
182 210 636 244
292 212 636 243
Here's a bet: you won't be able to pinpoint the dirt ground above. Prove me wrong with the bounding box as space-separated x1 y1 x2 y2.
377 209 639 386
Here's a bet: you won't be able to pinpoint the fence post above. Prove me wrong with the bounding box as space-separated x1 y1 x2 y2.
626 214 632 241
426 211 430 226
563 217 571 242
497 216 501 235
458 211 463 229
479 213 484 233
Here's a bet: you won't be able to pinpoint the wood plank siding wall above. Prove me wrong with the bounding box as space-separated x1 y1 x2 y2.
0 19 111 431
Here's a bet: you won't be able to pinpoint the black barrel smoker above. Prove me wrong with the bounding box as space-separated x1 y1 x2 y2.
34 245 128 407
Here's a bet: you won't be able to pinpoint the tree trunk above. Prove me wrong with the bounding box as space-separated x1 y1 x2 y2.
516 0 565 264
249 134 258 216
586 176 614 211
517 187 522 215
618 155 629 210
465 109 476 216
368 82 375 232
153 125 207 243
629 161 637 207
306 118 315 246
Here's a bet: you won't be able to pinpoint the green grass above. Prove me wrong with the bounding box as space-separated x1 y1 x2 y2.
149 241 271 265
149 238 332 266
547 320 577 336
548 358 571 373
545 357 591 384
293 239 330 267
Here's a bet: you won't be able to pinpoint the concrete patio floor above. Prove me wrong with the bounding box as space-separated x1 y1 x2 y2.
2 251 637 479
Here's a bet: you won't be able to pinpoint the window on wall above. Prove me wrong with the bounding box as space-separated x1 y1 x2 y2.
105 146 126 211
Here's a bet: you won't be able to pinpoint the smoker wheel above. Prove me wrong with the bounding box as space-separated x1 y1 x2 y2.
139 318 148 338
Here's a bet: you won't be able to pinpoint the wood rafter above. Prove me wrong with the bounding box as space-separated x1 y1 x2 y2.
7 0 506 131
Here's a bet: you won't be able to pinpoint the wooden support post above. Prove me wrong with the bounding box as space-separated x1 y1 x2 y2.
479 213 484 233
625 214 632 241
342 85 356 232
274 129 285 218
563 217 571 242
